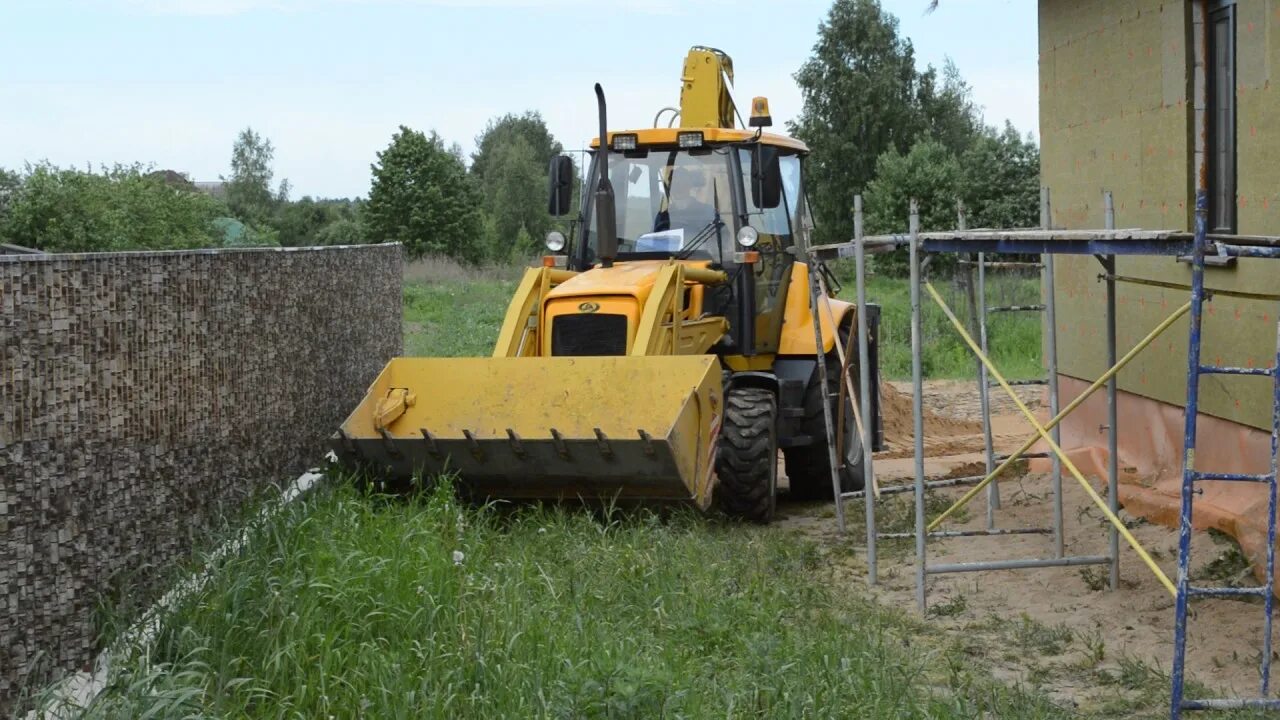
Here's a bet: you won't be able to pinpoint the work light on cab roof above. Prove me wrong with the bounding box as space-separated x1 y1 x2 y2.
332 46 882 526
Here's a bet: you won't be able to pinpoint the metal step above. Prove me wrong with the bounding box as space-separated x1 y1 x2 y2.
1190 470 1273 484
878 527 1050 540
1196 365 1275 377
1181 698 1280 711
987 304 1046 313
841 473 987 499
1185 585 1270 599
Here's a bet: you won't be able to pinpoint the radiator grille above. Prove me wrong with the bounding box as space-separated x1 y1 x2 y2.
551 313 628 356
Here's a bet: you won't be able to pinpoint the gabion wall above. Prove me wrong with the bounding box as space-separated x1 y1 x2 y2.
0 244 402 712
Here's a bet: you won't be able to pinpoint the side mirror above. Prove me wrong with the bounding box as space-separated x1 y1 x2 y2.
751 145 782 210
547 155 575 216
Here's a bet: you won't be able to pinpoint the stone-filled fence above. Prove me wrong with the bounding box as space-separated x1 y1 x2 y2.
0 245 402 712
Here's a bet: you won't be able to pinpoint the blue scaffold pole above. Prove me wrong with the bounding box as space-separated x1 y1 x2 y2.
1170 190 1208 719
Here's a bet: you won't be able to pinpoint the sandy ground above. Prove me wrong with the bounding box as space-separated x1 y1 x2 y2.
778 381 1279 712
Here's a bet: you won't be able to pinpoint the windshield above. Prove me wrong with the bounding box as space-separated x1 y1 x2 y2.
581 147 734 263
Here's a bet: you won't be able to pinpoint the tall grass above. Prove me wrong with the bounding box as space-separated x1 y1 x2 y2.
76 479 1071 719
838 271 1043 381
402 255 528 286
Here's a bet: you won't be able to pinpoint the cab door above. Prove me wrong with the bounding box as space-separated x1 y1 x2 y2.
737 148 802 353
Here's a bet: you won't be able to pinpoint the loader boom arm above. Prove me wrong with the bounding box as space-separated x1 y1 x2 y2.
679 46 737 129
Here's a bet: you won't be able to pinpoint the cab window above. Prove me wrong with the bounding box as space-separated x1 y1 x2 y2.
738 149 801 251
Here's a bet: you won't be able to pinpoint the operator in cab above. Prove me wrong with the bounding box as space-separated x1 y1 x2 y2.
656 166 715 235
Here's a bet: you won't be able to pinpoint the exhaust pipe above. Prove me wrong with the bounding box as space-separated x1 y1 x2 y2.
593 83 619 268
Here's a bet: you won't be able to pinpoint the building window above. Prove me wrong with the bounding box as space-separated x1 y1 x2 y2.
1208 0 1237 234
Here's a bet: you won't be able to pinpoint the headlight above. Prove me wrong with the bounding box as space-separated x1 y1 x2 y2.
545 231 567 252
677 131 704 148
736 226 759 248
611 134 638 151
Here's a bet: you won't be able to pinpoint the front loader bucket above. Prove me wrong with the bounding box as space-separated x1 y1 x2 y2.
331 356 723 508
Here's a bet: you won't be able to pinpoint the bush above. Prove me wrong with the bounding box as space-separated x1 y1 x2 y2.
1 164 223 252
863 139 962 277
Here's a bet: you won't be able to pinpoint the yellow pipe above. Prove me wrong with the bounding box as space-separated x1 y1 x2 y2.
682 266 728 285
928 298 1192 531
923 281 1177 598
547 268 578 284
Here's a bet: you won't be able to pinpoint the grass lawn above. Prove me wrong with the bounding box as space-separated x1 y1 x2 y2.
837 272 1043 381
398 259 1045 381
66 261 1236 719
81 485 1070 718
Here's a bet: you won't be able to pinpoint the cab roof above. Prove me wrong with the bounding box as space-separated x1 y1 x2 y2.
589 127 809 153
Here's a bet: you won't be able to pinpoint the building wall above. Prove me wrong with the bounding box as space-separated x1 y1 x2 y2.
1041 0 1280 430
0 245 402 712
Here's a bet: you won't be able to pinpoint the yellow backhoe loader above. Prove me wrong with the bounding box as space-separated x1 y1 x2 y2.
333 46 882 522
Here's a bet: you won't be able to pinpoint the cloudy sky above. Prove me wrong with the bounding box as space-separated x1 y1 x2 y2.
1 0 1037 199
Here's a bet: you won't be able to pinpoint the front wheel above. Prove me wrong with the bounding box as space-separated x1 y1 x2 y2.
714 387 778 523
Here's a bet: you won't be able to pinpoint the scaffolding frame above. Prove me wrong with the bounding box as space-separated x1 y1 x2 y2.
808 188 1279 716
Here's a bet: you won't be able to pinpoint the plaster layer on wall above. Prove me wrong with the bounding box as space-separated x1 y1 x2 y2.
1041 0 1280 431
0 245 402 713
1042 375 1278 595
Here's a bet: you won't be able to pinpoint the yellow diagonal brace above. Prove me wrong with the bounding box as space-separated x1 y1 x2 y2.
923 281 1177 598
928 299 1192 532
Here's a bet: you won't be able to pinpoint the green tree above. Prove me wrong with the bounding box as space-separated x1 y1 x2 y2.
0 167 22 221
470 112 562 183
1 163 223 252
958 122 1041 229
471 113 564 260
791 0 922 245
915 59 980 157
274 196 362 246
479 134 545 259
315 217 365 245
224 127 287 226
366 126 485 262
862 139 962 276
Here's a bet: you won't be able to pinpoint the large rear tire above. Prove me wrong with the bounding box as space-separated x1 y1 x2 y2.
784 326 866 500
714 387 778 523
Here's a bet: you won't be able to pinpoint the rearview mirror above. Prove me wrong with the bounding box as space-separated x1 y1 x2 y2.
547 155 575 216
751 145 782 210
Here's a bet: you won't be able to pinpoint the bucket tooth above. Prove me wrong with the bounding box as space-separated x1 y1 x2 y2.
462 429 485 461
419 428 442 458
505 428 526 457
336 428 356 454
638 429 656 457
378 428 400 458
550 428 571 459
593 428 614 459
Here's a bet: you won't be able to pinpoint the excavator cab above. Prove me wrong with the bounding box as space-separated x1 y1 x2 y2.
332 46 882 523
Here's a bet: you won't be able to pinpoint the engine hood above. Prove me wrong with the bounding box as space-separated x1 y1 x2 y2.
544 260 671 302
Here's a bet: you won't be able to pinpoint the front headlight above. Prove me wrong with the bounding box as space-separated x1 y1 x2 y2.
545 230 567 252
736 226 759 248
